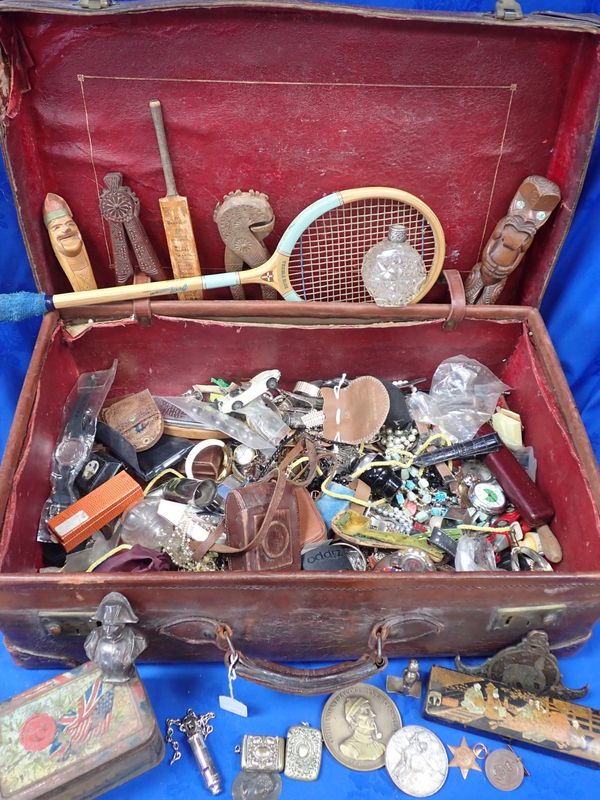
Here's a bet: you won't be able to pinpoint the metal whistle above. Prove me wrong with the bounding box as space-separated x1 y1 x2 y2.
166 709 223 795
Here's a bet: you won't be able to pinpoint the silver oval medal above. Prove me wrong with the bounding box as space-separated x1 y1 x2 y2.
385 725 448 797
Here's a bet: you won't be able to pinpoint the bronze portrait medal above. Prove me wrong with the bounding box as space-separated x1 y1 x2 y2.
321 684 402 771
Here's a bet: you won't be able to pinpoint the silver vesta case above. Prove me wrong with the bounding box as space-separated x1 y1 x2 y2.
241 735 285 773
284 724 322 781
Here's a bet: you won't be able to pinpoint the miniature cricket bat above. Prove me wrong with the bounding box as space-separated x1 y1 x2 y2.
149 99 203 299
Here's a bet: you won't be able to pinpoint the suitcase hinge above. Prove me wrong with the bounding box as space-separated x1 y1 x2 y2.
79 0 115 9
490 603 565 632
39 611 97 637
494 0 524 21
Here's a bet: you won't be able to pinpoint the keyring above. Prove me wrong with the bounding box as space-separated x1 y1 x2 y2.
473 743 488 760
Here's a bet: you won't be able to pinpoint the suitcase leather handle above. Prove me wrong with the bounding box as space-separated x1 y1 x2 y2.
214 623 387 696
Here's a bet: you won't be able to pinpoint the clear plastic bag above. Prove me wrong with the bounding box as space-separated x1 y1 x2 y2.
455 532 497 572
155 396 276 454
239 398 291 445
37 361 118 542
407 356 509 441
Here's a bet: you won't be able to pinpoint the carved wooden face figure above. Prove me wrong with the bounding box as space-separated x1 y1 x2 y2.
485 218 536 276
47 215 83 258
509 176 561 223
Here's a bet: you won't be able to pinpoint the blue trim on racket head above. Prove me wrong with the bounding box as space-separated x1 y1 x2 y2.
278 192 343 255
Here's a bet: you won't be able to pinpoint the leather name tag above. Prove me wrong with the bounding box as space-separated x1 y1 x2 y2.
101 389 163 452
320 376 390 444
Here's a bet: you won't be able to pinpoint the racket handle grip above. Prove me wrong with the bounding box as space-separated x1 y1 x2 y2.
0 291 53 321
49 272 243 312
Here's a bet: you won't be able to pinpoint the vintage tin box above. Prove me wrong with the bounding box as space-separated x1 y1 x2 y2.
0 1 600 689
0 661 164 799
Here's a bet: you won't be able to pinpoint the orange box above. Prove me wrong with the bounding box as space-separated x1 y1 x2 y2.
48 472 143 551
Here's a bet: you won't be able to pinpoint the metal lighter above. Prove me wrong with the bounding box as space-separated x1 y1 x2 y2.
166 709 222 795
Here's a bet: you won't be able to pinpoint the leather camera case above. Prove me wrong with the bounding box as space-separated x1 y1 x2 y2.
225 471 300 571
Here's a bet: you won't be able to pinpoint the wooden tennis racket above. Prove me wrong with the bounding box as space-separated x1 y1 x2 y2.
1 188 445 320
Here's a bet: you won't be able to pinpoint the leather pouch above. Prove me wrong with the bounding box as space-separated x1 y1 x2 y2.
101 389 163 451
222 469 300 571
296 486 327 547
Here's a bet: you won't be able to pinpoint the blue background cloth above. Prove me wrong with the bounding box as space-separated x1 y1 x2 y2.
0 637 598 800
1 1 600 799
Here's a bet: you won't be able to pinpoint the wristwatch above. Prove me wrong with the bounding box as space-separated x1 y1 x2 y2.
50 375 99 511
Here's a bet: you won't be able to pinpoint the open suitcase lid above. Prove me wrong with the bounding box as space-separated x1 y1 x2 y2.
1 0 599 307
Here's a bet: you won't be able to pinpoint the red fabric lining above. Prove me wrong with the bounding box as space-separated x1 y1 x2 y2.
2 315 599 574
500 331 600 572
2 7 599 305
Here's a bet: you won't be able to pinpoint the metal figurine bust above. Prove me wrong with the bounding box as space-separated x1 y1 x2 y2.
43 193 97 292
465 175 561 304
84 592 147 683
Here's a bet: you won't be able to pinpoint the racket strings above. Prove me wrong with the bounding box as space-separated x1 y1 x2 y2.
287 198 437 302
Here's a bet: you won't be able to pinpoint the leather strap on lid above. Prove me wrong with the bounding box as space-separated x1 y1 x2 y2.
132 273 153 326
443 269 466 331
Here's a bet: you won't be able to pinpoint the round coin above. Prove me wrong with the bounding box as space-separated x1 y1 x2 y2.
484 748 525 791
385 725 448 797
321 683 402 771
232 771 282 800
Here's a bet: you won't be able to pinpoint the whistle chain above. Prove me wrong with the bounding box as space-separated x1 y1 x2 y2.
165 710 222 795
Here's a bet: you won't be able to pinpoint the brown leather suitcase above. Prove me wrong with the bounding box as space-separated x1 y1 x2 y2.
1 1 599 691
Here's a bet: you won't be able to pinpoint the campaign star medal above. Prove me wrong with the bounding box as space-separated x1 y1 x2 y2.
448 737 482 779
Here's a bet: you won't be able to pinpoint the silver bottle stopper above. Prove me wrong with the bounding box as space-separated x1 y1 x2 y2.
388 223 408 242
